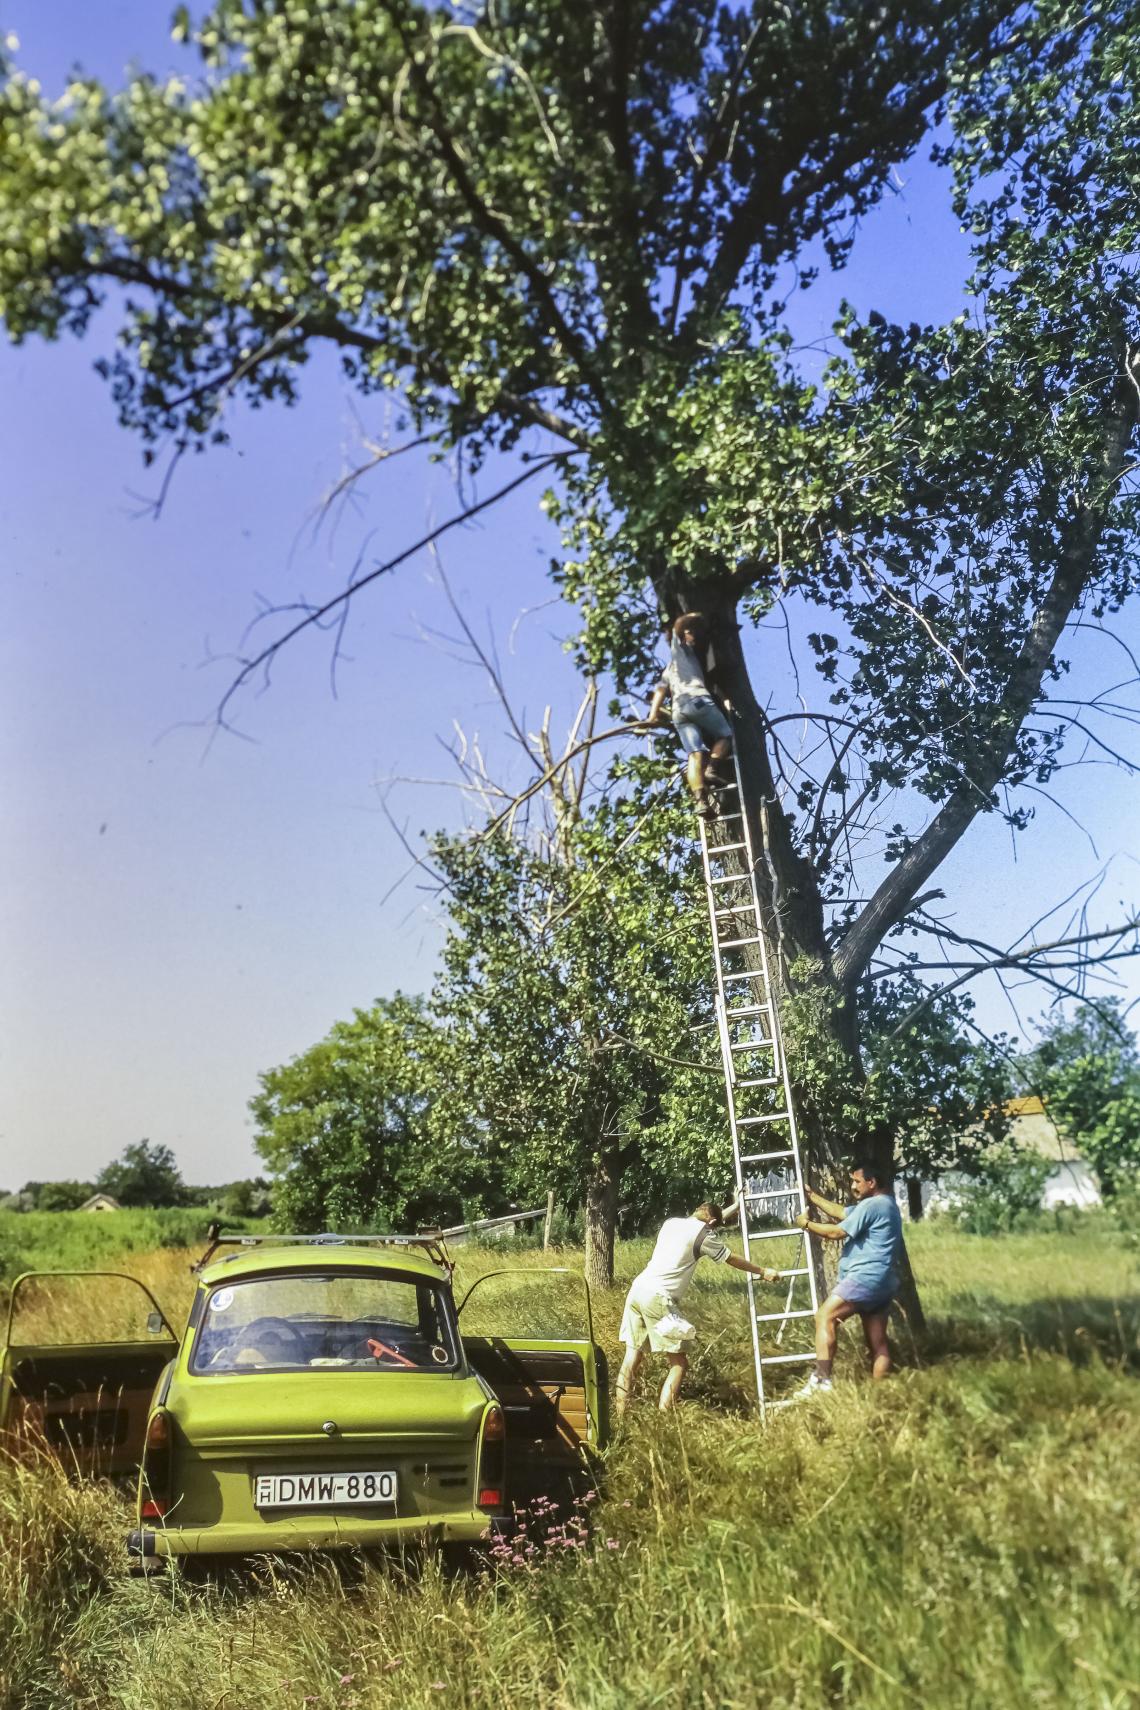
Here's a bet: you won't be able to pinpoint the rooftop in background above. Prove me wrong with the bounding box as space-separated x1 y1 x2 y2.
1003 1097 1081 1165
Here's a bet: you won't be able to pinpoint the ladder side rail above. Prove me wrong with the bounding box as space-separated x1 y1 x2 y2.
715 757 818 1416
725 755 820 1336
700 816 769 1407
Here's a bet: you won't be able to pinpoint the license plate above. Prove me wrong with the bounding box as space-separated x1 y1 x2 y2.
253 1470 397 1509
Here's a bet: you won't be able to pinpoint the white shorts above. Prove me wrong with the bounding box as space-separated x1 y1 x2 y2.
619 1277 695 1353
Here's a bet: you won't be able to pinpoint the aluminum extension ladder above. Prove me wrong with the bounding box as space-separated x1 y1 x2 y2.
697 752 819 1416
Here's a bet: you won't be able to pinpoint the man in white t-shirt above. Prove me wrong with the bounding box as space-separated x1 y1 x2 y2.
644 612 735 818
616 1197 781 1416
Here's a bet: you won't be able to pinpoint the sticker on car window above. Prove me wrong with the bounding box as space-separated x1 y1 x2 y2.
210 1288 235 1313
431 1345 449 1365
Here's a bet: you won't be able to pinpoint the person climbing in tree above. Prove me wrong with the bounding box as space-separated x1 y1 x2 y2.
792 1157 904 1398
644 612 735 818
615 1195 781 1417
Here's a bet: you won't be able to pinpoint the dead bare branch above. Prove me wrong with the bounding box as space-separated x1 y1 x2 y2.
214 453 574 733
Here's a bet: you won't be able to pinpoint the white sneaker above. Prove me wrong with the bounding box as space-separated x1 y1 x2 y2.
792 1373 833 1401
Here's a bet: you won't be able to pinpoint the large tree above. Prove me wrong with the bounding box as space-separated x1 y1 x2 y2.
96 1138 186 1208
4 0 1139 1207
250 994 487 1230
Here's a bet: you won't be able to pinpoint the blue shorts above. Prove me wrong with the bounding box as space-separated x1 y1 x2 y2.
834 1276 894 1316
674 697 732 754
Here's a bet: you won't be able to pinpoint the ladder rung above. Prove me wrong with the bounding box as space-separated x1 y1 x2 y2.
769 1266 811 1277
753 1308 817 1323
709 872 754 887
713 908 756 921
745 1188 799 1204
718 935 762 950
724 1002 771 1019
706 841 748 855
735 1075 781 1088
736 1111 789 1125
759 1351 816 1366
746 1227 804 1241
722 969 766 982
728 1039 775 1054
739 1148 795 1163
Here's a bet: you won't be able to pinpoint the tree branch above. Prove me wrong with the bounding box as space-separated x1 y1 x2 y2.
880 919 1140 1036
384 1 611 417
833 382 1138 991
477 718 654 840
691 7 1023 322
214 453 574 732
91 260 590 449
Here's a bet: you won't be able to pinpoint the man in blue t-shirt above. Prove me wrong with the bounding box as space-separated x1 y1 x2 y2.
792 1157 904 1398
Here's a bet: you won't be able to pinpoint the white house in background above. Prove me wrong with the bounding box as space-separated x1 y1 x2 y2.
901 1096 1102 1219
78 1192 122 1213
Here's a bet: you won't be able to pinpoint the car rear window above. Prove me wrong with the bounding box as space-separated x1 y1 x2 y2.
190 1271 459 1374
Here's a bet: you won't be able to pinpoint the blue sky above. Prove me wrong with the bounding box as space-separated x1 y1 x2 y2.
2 3 1137 1189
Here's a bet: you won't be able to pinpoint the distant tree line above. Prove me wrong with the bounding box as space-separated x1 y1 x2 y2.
0 1138 272 1218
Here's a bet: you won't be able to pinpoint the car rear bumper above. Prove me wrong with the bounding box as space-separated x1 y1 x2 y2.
127 1509 505 1558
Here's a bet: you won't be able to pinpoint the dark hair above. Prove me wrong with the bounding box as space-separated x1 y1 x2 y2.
673 612 708 646
851 1154 892 1189
693 1201 723 1226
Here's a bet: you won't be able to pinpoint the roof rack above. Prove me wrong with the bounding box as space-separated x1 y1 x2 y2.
191 1224 453 1275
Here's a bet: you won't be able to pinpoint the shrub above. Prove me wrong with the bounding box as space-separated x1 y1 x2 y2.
948 1143 1053 1235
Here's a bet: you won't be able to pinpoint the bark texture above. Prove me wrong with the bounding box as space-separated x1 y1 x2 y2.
584 1151 621 1295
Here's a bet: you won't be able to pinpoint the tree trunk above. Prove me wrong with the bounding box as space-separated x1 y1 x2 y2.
906 1177 925 1221
583 1151 621 1292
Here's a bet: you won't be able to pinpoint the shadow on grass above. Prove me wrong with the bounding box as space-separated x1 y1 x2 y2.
913 1295 1139 1372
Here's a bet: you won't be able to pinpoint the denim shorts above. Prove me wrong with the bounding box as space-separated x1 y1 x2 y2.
674 696 732 754
834 1276 895 1316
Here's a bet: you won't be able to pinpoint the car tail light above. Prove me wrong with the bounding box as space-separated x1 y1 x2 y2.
139 1408 172 1520
477 1404 505 1510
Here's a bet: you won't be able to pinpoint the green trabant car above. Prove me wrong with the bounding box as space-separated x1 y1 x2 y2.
1 1233 607 1566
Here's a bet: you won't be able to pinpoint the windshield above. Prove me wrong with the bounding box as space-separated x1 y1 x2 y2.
190 1271 460 1375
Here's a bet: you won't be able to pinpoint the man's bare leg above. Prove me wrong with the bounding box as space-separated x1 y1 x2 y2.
863 1311 892 1379
658 1351 688 1410
615 1345 644 1417
814 1294 859 1378
685 749 708 799
706 738 733 785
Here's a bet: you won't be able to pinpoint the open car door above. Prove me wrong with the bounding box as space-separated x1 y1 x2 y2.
457 1267 608 1509
1 1271 178 1477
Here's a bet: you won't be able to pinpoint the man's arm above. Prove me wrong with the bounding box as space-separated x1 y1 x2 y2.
727 1255 781 1282
806 1186 845 1221
644 684 669 726
794 1212 846 1241
720 1190 744 1226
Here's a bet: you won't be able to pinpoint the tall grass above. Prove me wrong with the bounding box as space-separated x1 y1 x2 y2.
3 1220 1138 1710
0 1209 254 1289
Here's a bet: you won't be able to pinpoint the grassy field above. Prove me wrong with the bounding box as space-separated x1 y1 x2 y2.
2 1216 1138 1710
0 1208 259 1286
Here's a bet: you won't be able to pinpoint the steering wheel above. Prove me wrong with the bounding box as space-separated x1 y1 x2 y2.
239 1316 309 1361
